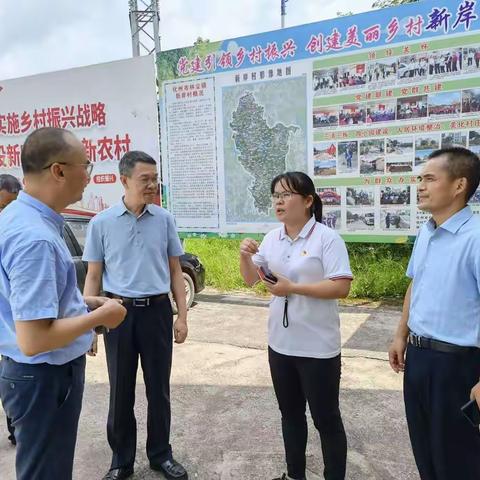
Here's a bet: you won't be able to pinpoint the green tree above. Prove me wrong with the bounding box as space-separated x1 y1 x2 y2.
372 0 418 8
193 37 210 46
338 0 418 15
157 37 217 84
156 47 190 84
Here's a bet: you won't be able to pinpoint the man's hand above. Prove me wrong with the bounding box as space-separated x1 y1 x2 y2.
470 381 480 410
240 238 259 258
174 316 188 344
84 296 114 310
263 273 294 297
87 333 98 357
388 335 407 373
96 299 127 329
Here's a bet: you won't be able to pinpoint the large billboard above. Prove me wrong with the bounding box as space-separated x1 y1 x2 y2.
0 56 160 214
158 0 480 242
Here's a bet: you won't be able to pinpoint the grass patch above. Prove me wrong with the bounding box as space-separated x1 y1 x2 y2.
184 238 412 301
347 243 412 300
184 238 268 295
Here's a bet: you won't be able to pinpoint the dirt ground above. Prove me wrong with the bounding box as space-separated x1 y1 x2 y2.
0 291 418 479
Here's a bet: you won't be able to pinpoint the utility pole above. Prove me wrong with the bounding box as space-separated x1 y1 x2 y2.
128 0 161 57
281 0 289 29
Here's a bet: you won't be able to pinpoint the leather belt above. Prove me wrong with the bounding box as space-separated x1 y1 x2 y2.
105 292 169 307
408 333 479 354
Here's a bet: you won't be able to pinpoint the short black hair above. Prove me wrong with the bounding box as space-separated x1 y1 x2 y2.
428 147 480 201
21 127 76 174
118 151 156 177
0 174 22 194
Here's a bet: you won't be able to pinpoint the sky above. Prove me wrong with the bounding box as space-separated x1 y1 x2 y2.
0 0 375 81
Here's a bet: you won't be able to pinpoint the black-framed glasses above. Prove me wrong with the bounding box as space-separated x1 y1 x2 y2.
271 192 299 202
43 161 93 175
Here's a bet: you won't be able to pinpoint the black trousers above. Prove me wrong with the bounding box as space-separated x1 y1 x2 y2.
268 347 347 480
0 355 85 480
6 414 15 443
104 296 173 469
404 343 480 480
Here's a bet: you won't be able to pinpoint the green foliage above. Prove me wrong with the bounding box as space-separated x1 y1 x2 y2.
194 37 210 46
347 243 412 299
339 0 416 16
156 38 219 85
185 238 268 295
372 0 418 9
185 238 412 300
156 47 190 85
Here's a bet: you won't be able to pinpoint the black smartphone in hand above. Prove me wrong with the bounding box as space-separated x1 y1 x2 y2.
258 265 278 284
461 399 480 427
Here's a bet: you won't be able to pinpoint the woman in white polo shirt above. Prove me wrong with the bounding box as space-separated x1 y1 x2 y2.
240 172 353 480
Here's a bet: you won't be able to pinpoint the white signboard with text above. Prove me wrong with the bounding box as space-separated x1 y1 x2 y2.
0 55 160 214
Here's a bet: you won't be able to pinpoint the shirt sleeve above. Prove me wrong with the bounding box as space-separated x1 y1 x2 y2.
6 241 60 321
406 234 419 279
252 233 270 268
167 214 184 257
322 233 353 280
473 240 480 295
82 218 104 262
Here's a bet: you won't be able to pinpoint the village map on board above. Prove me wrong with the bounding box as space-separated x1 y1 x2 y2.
223 76 308 222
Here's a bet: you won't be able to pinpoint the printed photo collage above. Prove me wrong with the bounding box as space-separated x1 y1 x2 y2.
319 183 480 234
314 129 480 178
313 86 480 130
312 46 480 138
312 44 480 234
318 184 415 233
312 46 480 97
320 183 480 234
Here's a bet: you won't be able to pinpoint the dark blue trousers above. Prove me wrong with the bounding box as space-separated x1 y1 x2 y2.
404 344 480 480
104 297 173 470
0 355 85 480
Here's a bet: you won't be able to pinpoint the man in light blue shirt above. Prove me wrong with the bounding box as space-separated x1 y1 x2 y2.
83 151 188 480
0 173 23 447
389 147 480 480
0 127 126 480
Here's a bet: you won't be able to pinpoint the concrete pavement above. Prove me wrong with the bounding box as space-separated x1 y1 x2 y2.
0 292 418 479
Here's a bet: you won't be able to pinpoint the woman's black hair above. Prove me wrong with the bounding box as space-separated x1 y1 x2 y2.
270 171 322 222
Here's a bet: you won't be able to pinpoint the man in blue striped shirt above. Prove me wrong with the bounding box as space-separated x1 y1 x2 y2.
389 147 480 479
